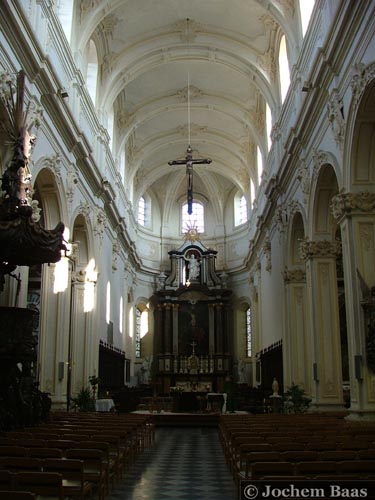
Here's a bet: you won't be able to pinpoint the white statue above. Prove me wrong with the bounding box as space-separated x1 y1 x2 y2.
187 253 200 280
272 377 279 396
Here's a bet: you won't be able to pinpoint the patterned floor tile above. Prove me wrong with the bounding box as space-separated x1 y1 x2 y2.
106 426 237 500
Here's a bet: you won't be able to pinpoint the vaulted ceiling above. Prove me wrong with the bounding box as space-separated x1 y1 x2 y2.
74 0 302 228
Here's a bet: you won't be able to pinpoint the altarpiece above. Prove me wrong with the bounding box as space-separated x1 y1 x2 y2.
153 234 232 394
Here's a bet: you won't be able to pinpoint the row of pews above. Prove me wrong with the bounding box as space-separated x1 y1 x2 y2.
0 411 154 499
219 413 375 490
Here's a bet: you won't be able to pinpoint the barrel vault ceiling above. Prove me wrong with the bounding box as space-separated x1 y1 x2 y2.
75 0 300 226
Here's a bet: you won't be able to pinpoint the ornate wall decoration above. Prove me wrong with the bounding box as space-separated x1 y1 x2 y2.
263 237 271 271
296 159 311 199
327 90 346 151
66 164 79 203
116 109 132 131
299 238 342 261
176 123 207 137
283 267 306 284
312 149 330 177
93 208 108 240
98 14 118 39
176 19 200 42
331 191 375 220
80 0 101 21
176 85 203 101
43 153 62 181
112 238 120 271
272 204 288 235
351 62 375 109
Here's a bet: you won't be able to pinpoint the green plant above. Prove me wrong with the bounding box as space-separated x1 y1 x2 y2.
88 375 101 387
71 387 95 412
283 383 311 414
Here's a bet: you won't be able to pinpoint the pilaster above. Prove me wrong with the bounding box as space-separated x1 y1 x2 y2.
300 239 344 410
331 191 375 418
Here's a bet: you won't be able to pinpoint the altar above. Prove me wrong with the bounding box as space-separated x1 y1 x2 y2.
171 391 226 413
153 235 233 395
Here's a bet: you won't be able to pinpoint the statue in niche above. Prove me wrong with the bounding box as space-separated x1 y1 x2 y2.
186 253 200 280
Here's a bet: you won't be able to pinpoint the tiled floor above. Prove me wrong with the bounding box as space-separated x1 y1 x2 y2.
108 426 237 500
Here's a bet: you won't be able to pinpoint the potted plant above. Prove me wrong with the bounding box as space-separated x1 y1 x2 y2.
283 383 311 413
71 387 95 412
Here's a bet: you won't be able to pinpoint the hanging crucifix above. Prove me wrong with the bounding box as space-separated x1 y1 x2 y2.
168 145 212 214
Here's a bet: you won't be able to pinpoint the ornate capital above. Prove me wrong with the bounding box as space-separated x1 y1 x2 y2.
299 238 342 261
331 191 375 220
351 62 375 108
283 267 306 284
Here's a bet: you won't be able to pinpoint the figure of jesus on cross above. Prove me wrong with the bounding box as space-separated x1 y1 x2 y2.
168 145 212 214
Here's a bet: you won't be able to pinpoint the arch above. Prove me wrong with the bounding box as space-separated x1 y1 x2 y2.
287 210 306 267
347 75 375 191
85 39 99 105
31 168 66 399
311 164 339 240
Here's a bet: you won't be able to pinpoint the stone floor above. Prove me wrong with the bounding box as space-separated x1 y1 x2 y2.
107 426 237 500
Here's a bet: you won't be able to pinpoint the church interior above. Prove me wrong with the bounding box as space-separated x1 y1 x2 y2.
0 0 375 497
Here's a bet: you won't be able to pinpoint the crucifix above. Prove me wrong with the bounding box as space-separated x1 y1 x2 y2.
168 145 212 214
190 340 197 355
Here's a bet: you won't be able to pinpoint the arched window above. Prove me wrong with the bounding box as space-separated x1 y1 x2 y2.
138 196 146 226
56 0 73 42
135 308 141 358
266 103 272 151
86 40 98 105
278 34 290 103
257 146 263 185
299 0 315 37
234 193 248 226
181 201 204 233
138 195 151 227
246 307 252 358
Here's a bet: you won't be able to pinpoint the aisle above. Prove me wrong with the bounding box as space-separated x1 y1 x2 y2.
108 426 237 500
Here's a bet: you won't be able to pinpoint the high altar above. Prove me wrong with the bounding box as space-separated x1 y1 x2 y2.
153 233 232 394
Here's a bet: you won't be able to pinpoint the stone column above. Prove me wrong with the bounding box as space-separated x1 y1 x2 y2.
283 268 311 396
164 303 172 354
172 304 179 355
215 303 223 354
331 191 375 418
155 304 163 355
208 304 215 354
300 239 344 410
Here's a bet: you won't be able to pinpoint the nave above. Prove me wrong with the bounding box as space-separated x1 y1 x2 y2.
107 427 236 500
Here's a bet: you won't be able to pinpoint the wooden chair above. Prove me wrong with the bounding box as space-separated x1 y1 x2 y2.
339 459 375 478
0 446 28 457
43 458 93 500
28 448 63 459
237 451 280 485
91 435 125 478
281 450 319 462
0 469 14 490
77 441 117 490
0 492 36 500
0 457 42 472
319 450 356 461
14 471 64 500
45 440 77 451
296 460 338 478
65 448 106 500
251 461 294 480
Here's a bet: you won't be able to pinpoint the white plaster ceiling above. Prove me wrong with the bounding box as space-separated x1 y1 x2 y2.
76 0 298 224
